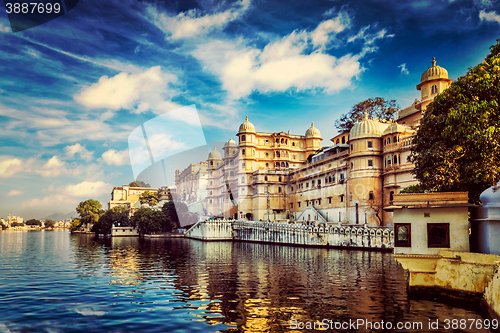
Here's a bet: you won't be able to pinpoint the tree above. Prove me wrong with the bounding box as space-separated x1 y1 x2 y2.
25 219 42 226
139 191 158 206
76 199 103 228
409 39 500 203
399 184 426 194
335 97 399 133
162 201 188 228
70 218 81 232
129 181 150 188
92 205 130 235
44 219 56 228
130 208 172 234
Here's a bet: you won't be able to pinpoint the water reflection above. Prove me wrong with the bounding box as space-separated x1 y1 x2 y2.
0 231 493 332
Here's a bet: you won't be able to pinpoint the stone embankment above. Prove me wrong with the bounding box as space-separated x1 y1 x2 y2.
185 220 394 250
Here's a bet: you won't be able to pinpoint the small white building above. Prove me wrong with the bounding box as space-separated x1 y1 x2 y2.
388 192 473 255
111 226 139 237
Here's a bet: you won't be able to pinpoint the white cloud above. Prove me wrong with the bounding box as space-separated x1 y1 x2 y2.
65 143 93 162
310 12 350 47
480 10 500 24
398 63 409 75
146 0 250 39
101 149 129 166
22 194 78 208
0 157 23 178
0 23 10 33
75 66 178 114
192 26 363 99
64 180 111 197
37 156 66 177
8 189 23 196
147 133 189 158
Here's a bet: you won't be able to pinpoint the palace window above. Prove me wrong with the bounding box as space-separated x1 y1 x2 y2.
340 195 344 202
350 193 352 201
278 187 282 193
395 223 411 247
306 182 309 188
387 156 392 165
291 186 294 191
264 176 268 181
312 180 315 186
427 223 450 248
342 136 345 144
266 163 269 168
387 138 391 144
298 202 301 208
210 199 213 204
266 140 269 145
367 141 373 148
368 159 373 167
241 135 246 142
241 163 245 169
318 198 321 205
210 161 213 166
292 142 295 146
340 173 344 181
242 149 245 155
281 162 285 167
318 179 321 186
328 197 332 204
351 144 353 151
241 177 245 183
276 151 280 158
275 162 280 168
325 177 328 184
279 176 282 182
394 155 398 164
393 136 397 143
210 181 213 185
336 139 339 144
351 162 354 170
431 84 438 94
210 191 212 195
266 152 269 157
390 191 394 201
332 175 335 183
368 192 374 200
290 203 294 209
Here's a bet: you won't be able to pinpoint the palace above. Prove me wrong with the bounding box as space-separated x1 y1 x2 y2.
175 58 453 226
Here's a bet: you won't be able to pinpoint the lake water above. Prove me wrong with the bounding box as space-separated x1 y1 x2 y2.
0 230 495 332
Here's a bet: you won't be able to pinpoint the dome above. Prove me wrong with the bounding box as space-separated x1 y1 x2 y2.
382 122 412 136
305 122 321 138
208 146 222 160
349 113 384 140
421 57 449 83
224 138 236 147
238 116 255 133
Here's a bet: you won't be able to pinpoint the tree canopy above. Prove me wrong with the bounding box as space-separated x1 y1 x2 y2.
92 205 130 235
44 219 56 228
409 39 500 203
129 181 150 188
139 191 158 206
162 201 189 228
25 219 42 226
76 199 103 228
335 97 399 133
130 208 174 234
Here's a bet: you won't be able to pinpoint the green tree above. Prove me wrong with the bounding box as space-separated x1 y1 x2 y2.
44 219 56 228
70 218 82 232
130 208 172 234
129 181 150 188
11 222 24 227
139 191 158 206
92 206 130 235
162 201 188 228
399 184 426 194
25 219 42 226
335 97 399 133
409 39 500 203
76 199 103 229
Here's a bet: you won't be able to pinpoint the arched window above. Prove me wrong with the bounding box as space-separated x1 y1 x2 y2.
230 171 234 176
241 163 245 169
210 181 213 185
278 176 282 182
278 187 282 193
210 191 212 195
325 177 328 184
281 162 285 167
293 155 296 160
210 161 213 166
336 139 339 144
242 149 245 155
390 191 394 201
431 85 438 94
387 138 391 144
241 177 245 183
266 163 269 168
275 162 280 168
369 192 374 200
393 136 397 143
276 151 280 158
241 135 246 141
266 152 269 157
281 138 284 144
286 162 289 167
387 156 392 165
264 176 268 181
394 155 398 164
342 136 345 144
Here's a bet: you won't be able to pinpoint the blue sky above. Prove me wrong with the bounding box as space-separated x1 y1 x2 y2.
0 0 499 219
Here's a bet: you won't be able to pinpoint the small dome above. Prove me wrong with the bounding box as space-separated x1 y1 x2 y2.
224 138 236 147
208 146 222 160
383 122 412 136
421 57 449 83
305 122 321 138
349 113 384 140
238 116 255 133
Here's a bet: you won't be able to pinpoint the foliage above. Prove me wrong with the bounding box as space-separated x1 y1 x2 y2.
44 219 56 228
0 221 6 230
130 208 173 234
162 201 188 228
11 222 24 227
25 219 42 226
399 184 426 194
76 199 102 218
70 218 82 232
139 191 159 206
335 97 399 133
92 206 130 235
129 181 150 188
409 39 500 203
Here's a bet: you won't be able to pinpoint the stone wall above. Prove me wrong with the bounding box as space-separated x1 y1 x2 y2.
185 220 394 250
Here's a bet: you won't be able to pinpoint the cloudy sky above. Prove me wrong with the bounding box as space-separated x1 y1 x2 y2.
0 0 499 219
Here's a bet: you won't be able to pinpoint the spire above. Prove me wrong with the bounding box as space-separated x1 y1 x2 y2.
364 110 368 119
311 122 314 127
432 57 436 66
245 116 248 121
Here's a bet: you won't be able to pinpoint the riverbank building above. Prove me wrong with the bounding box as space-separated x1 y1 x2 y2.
175 58 452 226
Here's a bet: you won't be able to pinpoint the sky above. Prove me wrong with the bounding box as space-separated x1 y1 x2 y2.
0 0 499 219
